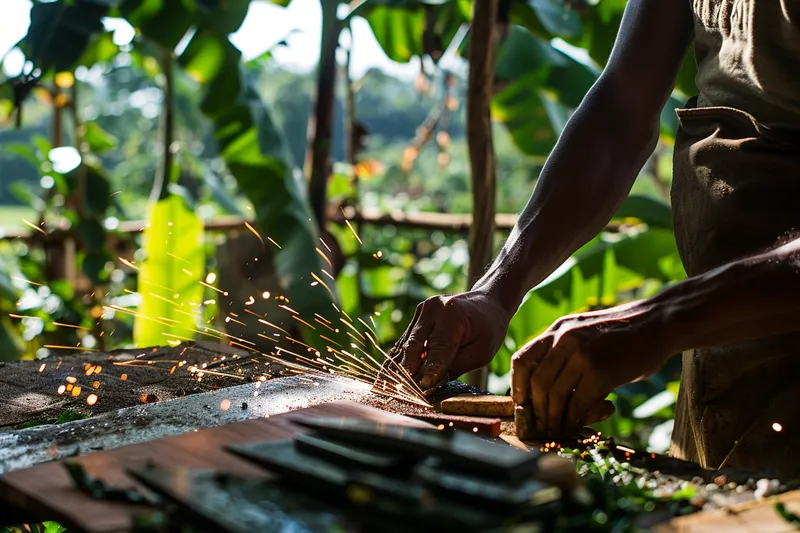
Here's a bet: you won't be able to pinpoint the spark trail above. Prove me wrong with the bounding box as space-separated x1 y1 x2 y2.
11 211 430 409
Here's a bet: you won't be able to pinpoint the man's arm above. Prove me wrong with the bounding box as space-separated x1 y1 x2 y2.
657 236 800 351
475 0 695 314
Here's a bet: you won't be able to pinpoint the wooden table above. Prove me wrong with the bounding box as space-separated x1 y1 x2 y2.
5 399 799 532
0 401 430 533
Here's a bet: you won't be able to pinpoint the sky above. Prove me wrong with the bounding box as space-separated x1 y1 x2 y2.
0 0 422 79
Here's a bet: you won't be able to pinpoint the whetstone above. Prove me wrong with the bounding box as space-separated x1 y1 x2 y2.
514 404 537 441
408 413 502 437
440 395 514 417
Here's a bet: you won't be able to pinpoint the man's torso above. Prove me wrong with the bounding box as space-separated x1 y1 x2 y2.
693 0 800 129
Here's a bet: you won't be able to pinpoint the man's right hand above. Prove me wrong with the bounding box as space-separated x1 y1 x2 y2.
388 290 512 392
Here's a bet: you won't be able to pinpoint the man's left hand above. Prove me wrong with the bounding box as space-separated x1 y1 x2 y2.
510 301 675 435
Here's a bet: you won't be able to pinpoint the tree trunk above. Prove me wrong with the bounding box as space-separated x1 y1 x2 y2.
150 52 175 204
306 0 342 232
464 0 500 389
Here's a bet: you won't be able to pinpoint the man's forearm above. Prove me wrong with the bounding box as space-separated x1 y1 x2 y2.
473 76 660 314
654 237 800 353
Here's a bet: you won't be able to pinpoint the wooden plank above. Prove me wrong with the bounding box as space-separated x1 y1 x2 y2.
656 490 800 533
0 401 430 533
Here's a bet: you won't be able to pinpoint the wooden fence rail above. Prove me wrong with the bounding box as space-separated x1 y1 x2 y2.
0 208 521 241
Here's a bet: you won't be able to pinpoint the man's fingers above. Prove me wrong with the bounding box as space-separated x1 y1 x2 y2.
399 300 440 376
583 400 616 426
546 354 583 434
389 302 422 361
416 317 465 391
510 337 551 405
565 375 607 429
530 343 570 433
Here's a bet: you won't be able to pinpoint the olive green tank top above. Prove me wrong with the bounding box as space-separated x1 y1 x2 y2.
693 0 800 129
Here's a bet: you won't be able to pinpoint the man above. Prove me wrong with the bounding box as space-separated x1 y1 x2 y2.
391 0 800 475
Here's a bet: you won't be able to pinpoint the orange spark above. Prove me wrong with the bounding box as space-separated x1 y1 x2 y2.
291 315 317 331
167 252 190 264
22 219 47 236
11 276 44 287
244 221 266 251
119 257 138 270
44 345 98 352
316 248 333 268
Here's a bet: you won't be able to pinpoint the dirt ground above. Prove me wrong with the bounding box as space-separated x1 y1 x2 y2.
0 341 276 428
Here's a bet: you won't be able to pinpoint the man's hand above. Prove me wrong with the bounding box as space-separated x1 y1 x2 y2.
511 301 675 435
388 290 511 392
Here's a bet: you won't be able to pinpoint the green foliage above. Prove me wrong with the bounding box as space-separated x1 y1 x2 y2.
134 195 205 346
22 0 109 72
83 122 118 154
365 1 470 63
181 32 334 335
1 523 67 533
775 501 800 528
0 315 25 362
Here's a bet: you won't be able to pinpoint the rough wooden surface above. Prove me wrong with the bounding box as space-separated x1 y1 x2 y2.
655 490 800 532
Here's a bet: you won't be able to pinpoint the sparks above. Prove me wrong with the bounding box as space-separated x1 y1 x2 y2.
11 276 44 287
167 252 190 264
43 345 98 352
316 248 333 268
119 257 138 270
22 219 47 236
340 207 363 244
53 322 89 330
244 221 266 251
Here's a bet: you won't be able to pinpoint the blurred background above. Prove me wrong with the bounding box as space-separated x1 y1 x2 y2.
0 0 693 453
